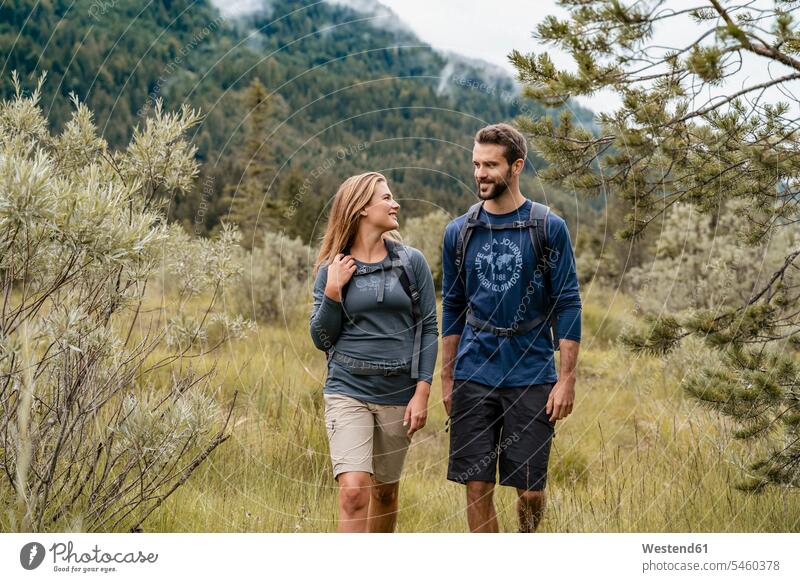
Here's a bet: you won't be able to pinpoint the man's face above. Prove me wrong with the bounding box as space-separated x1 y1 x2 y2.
473 142 515 201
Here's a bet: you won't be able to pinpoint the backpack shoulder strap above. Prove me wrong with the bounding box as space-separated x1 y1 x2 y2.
529 201 560 351
338 244 353 305
385 239 423 379
529 201 550 269
454 201 483 280
385 239 420 305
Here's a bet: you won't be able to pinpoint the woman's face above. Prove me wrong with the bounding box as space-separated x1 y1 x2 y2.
360 180 400 232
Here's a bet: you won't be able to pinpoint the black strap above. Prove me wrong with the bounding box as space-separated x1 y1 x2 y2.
386 239 423 379
466 309 549 338
466 218 536 230
454 202 482 276
528 201 559 351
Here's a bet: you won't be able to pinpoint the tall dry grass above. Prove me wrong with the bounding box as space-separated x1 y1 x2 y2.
139 283 800 532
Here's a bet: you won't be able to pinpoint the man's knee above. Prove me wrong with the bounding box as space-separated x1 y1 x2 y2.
371 482 399 506
466 481 494 506
518 488 546 508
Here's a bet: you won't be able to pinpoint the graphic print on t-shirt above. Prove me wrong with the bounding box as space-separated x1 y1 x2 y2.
354 272 399 297
474 237 523 292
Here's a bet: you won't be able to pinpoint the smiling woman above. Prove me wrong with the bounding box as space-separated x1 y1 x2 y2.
309 172 439 533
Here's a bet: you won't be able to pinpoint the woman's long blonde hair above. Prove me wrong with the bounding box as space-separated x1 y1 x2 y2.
314 172 397 274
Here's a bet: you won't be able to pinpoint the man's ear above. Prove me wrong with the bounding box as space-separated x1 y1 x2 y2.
512 158 525 176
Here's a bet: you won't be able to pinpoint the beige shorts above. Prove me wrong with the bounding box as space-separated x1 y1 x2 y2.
323 393 412 483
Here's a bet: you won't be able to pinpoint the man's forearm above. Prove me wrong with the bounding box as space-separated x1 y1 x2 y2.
440 335 460 415
441 335 461 380
558 339 580 379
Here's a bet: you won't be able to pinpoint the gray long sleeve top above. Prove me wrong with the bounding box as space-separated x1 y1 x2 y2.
310 243 439 405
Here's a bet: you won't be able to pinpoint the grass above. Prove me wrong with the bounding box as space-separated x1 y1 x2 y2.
3 279 797 532
139 282 800 533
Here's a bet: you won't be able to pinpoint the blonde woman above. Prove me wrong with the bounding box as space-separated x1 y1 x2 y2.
310 172 439 533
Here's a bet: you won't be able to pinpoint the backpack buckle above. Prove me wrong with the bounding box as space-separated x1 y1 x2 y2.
512 220 527 228
408 283 420 303
493 327 514 337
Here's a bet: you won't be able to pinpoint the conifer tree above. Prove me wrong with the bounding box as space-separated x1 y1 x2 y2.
220 77 281 250
511 0 800 490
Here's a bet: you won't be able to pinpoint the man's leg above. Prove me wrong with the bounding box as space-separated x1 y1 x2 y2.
368 479 400 532
499 383 556 533
446 380 503 532
336 471 373 532
466 480 499 532
516 488 546 532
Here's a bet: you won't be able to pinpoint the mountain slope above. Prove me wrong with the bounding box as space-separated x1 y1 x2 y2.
1 0 597 240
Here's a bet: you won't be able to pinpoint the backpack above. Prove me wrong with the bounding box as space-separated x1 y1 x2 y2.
453 199 559 350
329 238 425 378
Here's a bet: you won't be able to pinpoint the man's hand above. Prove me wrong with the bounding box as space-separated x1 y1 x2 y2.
441 375 453 417
546 373 575 422
546 338 580 422
404 382 430 436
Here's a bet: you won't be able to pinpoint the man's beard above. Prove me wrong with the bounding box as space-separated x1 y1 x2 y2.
476 169 512 201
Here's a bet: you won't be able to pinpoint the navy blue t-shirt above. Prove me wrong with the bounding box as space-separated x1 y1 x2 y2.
441 198 582 388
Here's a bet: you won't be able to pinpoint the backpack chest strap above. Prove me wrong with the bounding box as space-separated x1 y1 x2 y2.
466 218 536 230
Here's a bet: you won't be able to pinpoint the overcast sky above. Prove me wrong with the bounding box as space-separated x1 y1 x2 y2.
377 0 798 116
379 1 567 72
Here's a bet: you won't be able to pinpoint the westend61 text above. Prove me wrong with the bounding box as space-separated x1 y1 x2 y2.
642 543 708 554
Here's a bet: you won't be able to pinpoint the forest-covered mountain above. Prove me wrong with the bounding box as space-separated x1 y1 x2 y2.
1 0 597 242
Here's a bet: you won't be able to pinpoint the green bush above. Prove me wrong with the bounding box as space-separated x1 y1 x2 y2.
0 74 248 532
231 230 313 323
401 209 450 288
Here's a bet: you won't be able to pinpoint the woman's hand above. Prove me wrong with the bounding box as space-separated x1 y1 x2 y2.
324 253 356 302
404 382 430 437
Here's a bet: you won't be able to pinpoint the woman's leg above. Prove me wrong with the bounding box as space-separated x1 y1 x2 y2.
324 394 377 533
369 402 412 532
368 479 400 532
336 471 373 532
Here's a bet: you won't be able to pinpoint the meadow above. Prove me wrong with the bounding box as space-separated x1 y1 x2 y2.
139 280 800 533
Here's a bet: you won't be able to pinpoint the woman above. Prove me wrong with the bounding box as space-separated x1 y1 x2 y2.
310 172 439 533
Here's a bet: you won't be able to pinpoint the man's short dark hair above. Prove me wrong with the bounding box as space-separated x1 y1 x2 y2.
474 123 528 167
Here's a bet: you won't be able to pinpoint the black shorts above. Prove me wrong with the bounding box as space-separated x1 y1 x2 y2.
447 379 555 491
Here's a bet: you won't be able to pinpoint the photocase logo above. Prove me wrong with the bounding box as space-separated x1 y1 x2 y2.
20 542 46 570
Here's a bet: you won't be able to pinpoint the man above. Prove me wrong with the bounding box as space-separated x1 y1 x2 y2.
441 123 582 532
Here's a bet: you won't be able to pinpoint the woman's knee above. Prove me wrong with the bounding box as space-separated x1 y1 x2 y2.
338 473 372 514
371 481 399 506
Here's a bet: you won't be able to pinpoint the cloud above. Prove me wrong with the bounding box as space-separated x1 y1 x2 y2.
210 0 272 19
